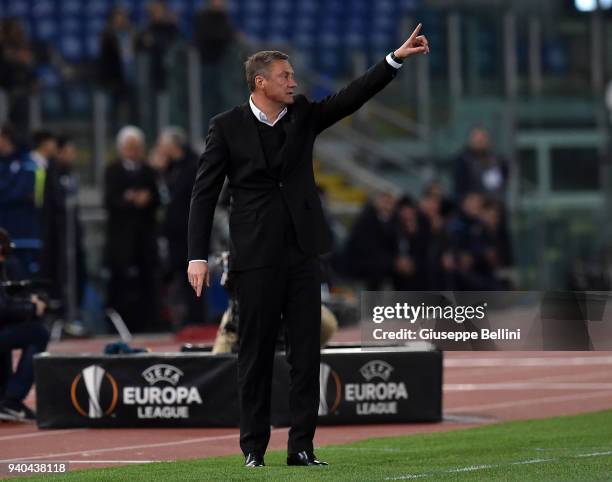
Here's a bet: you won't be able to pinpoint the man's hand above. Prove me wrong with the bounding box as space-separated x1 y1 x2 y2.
394 23 429 60
30 294 46 317
187 261 209 297
133 190 152 207
395 256 415 275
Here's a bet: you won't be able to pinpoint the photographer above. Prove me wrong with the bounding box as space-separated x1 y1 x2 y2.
0 228 49 423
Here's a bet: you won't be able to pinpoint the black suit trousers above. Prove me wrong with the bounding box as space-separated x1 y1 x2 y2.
233 239 321 456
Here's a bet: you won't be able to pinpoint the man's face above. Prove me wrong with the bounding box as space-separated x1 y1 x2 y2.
375 193 396 219
59 143 77 167
120 136 144 162
468 128 490 153
158 139 181 161
463 193 483 218
258 60 297 105
148 2 165 22
41 139 58 160
0 135 14 156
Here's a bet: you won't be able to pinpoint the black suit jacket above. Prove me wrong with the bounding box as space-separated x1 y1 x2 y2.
104 161 161 269
188 58 398 271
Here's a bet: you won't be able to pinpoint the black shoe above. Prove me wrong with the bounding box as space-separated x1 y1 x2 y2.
0 400 36 423
287 451 328 466
244 453 265 467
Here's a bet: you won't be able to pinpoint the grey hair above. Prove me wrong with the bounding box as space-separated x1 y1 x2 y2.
159 126 187 148
244 50 289 92
116 126 145 151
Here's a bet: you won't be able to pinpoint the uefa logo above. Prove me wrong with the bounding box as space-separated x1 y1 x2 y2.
359 360 393 382
70 365 119 418
318 363 342 416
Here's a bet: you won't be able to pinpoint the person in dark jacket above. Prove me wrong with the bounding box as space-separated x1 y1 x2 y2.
343 192 399 290
418 185 456 290
194 0 238 128
0 228 49 423
104 127 161 333
98 7 136 127
187 25 430 467
392 196 429 291
136 1 180 93
454 127 508 202
156 127 205 326
448 192 504 290
41 137 87 331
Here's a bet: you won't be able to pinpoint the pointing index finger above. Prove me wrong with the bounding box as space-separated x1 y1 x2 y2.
408 23 422 42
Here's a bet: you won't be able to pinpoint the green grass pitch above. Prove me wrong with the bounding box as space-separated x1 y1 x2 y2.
20 410 612 481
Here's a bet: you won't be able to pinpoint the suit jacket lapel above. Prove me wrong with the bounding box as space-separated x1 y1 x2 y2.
240 104 267 172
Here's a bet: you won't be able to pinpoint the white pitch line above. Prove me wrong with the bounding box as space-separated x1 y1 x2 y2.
385 450 612 480
445 356 612 368
0 429 85 442
0 428 285 463
446 389 612 413
67 460 163 464
511 458 554 465
444 382 612 391
575 451 612 458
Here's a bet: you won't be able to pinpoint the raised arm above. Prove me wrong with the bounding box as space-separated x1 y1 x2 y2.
313 23 429 133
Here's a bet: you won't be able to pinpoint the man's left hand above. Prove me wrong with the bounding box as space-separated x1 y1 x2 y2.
394 23 429 59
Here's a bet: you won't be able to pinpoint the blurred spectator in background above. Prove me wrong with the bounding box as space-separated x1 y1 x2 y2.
0 18 37 134
4 130 58 278
104 127 161 333
393 196 428 290
480 199 513 270
154 127 206 327
454 127 508 203
41 136 87 333
98 7 137 129
0 124 33 279
0 228 48 423
454 127 513 268
136 0 180 94
448 192 505 290
418 185 455 290
194 0 238 128
343 192 398 290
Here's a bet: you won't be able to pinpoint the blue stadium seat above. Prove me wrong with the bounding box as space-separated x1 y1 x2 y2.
7 1 28 17
60 17 81 34
31 0 55 18
271 0 291 15
243 16 264 38
168 0 188 17
269 15 291 34
87 34 101 58
60 35 84 61
296 0 318 15
35 18 58 41
59 0 83 16
294 32 315 49
86 0 109 17
244 0 265 15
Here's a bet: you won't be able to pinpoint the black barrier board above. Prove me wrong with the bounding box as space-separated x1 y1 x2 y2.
34 347 441 428
318 349 442 424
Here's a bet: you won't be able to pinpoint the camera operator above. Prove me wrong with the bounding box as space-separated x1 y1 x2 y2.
0 228 49 423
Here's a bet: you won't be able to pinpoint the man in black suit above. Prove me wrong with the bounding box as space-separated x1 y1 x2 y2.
188 25 429 467
105 126 161 333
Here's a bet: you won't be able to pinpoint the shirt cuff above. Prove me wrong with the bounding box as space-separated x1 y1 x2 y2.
189 259 208 263
386 53 403 69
